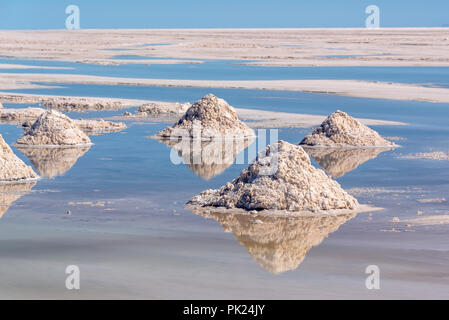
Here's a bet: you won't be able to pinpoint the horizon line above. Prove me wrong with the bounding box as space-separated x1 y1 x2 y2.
2 26 449 31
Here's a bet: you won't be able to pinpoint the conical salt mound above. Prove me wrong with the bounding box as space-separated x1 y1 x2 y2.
188 140 359 212
299 110 397 148
0 135 37 182
155 94 254 140
16 109 92 147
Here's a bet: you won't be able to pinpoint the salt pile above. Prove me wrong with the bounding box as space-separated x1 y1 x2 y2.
21 117 126 134
0 134 37 182
155 94 254 140
299 110 397 148
43 97 123 112
188 140 358 212
72 119 126 134
16 110 92 147
0 107 45 124
189 209 355 273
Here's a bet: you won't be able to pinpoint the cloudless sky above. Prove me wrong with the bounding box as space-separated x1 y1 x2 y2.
0 0 448 29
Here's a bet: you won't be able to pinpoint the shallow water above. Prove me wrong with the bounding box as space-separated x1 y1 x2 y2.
0 61 449 299
1 57 449 87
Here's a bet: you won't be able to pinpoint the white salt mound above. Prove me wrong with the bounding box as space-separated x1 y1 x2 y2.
155 94 254 140
300 110 397 148
21 117 126 134
0 134 38 182
0 107 45 124
188 140 359 212
73 119 126 133
16 110 92 147
43 98 123 112
137 102 191 116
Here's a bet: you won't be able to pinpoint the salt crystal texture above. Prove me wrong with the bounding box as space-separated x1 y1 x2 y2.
188 140 359 212
0 134 37 182
300 110 397 148
155 94 254 140
16 110 92 147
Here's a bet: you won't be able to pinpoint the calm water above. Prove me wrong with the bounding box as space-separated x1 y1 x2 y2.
0 60 449 299
1 57 449 87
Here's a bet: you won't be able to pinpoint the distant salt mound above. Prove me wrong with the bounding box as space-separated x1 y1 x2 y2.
0 107 45 124
0 102 3 109
137 102 191 116
300 110 396 148
0 135 37 182
16 110 92 147
188 140 358 212
155 94 254 140
73 119 126 134
43 98 123 112
22 117 126 134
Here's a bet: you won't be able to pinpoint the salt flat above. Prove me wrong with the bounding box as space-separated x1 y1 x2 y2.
0 28 448 300
0 63 73 70
1 28 448 105
2 72 449 103
0 92 404 128
1 28 448 67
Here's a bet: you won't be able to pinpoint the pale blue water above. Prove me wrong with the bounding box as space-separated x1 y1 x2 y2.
1 58 449 87
8 82 449 130
0 60 448 299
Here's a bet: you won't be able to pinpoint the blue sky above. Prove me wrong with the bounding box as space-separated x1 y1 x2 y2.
0 0 448 29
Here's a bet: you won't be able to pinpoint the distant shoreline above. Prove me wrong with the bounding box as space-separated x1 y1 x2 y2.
2 73 449 104
0 28 448 67
0 92 405 129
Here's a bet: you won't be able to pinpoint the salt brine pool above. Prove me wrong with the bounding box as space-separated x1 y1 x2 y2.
0 60 448 299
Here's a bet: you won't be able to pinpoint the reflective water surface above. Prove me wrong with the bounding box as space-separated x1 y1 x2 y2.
0 60 449 299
